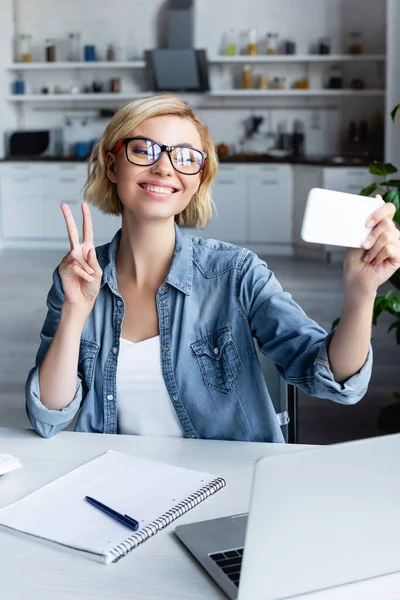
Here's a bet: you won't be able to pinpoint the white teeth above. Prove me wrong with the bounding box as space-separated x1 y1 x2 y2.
142 184 175 194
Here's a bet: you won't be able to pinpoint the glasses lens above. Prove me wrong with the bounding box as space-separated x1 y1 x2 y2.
171 147 203 174
127 139 160 164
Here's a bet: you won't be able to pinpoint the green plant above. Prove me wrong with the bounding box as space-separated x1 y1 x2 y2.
332 103 400 433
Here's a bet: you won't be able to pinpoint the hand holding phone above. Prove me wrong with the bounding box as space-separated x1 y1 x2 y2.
301 188 384 248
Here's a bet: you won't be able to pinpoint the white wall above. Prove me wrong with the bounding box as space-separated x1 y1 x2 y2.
385 0 400 165
2 0 386 158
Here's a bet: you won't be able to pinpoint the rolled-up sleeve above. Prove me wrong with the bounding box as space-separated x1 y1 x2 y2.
239 251 372 406
25 267 83 437
312 329 372 404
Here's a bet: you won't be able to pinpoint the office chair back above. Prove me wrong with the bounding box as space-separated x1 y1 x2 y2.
253 340 298 444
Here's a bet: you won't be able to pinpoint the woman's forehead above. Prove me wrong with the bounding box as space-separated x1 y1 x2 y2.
130 115 203 147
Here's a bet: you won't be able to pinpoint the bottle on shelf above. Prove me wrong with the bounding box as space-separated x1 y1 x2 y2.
276 121 291 152
67 33 81 61
242 64 253 88
292 120 306 157
106 44 115 61
18 34 32 62
247 29 258 55
45 39 56 62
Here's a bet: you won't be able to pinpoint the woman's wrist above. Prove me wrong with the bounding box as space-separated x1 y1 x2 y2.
61 301 92 329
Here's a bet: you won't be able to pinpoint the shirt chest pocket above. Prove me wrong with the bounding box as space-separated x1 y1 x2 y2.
191 327 243 393
78 340 99 391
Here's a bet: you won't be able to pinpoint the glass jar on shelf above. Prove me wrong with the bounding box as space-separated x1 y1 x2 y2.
225 29 237 55
327 65 343 89
67 33 81 62
18 34 32 62
348 31 363 55
318 37 331 55
266 33 278 55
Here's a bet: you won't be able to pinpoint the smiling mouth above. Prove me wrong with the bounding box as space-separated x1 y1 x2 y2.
138 183 179 194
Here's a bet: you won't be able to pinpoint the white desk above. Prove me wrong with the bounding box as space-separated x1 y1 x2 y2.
0 427 399 600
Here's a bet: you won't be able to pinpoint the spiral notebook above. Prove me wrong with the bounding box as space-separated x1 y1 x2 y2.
0 449 225 563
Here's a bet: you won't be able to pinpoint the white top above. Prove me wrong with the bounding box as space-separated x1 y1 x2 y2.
116 335 183 437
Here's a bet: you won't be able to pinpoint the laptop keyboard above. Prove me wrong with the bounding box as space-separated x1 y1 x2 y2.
209 547 244 587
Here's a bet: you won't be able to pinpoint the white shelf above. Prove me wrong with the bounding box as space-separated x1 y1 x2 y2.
209 54 386 63
7 89 385 102
7 93 150 101
6 61 146 70
6 55 386 71
209 89 385 97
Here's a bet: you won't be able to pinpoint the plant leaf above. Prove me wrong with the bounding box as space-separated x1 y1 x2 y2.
385 180 400 187
394 392 400 403
385 296 400 313
382 188 400 222
391 104 400 123
360 182 377 196
369 161 398 176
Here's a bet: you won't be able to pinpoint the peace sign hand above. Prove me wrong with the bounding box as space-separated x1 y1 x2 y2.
59 202 102 315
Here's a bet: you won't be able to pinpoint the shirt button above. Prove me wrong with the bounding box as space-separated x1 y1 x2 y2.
159 299 166 305
112 347 118 354
213 347 219 355
117 300 122 307
107 394 114 401
190 433 196 439
162 346 169 352
172 395 179 401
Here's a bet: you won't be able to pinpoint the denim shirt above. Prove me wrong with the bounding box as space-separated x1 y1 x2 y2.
26 224 372 441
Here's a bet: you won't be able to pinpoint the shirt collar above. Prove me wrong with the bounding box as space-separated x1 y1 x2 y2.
97 223 193 296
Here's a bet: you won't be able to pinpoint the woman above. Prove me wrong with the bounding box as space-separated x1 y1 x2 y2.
26 94 400 441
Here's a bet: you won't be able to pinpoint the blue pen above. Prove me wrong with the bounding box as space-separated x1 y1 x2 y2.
85 496 139 531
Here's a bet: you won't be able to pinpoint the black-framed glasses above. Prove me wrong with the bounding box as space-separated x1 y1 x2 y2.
113 136 207 175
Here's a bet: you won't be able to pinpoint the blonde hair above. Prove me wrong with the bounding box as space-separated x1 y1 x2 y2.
84 94 219 228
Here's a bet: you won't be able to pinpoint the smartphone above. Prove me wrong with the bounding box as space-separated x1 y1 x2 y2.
301 187 384 248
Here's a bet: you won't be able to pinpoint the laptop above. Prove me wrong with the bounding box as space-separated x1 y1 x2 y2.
175 434 400 600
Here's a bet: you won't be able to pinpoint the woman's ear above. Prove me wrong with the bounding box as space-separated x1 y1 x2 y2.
105 152 118 183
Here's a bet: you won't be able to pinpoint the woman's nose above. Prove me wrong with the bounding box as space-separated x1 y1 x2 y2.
150 151 174 176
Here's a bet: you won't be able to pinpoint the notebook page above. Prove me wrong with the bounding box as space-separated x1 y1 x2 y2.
0 450 220 560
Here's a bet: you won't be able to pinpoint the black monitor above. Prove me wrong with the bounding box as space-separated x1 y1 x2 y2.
144 49 209 92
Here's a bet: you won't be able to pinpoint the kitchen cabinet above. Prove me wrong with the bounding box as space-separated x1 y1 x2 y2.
204 164 248 243
0 163 121 245
248 164 292 245
185 164 293 253
0 161 372 258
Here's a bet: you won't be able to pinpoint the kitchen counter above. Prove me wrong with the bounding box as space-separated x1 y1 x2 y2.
218 154 373 167
0 155 375 167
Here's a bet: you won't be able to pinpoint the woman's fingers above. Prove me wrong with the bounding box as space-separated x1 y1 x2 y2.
369 243 400 267
87 248 103 278
82 202 94 247
61 248 94 275
365 198 396 228
61 203 80 250
71 264 95 283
